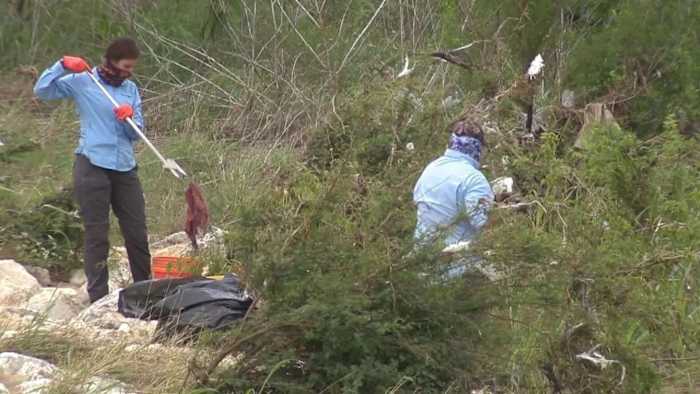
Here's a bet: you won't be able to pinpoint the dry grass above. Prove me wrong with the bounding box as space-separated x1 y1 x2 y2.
1 320 196 393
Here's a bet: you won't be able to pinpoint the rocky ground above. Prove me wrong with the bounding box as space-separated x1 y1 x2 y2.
0 228 224 394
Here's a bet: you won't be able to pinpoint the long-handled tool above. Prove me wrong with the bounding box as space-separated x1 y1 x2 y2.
87 69 209 247
86 71 187 179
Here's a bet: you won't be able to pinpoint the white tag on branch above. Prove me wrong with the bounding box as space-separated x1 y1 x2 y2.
397 56 414 79
527 54 544 79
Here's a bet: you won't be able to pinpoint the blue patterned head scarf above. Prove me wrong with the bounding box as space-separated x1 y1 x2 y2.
449 134 482 163
448 119 484 164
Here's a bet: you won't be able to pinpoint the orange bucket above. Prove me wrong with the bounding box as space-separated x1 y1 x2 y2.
151 256 201 279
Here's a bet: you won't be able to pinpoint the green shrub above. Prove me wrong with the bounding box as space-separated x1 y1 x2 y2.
9 189 83 272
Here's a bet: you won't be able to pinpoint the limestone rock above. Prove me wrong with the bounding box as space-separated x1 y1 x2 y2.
70 291 156 344
108 258 134 291
150 231 190 249
23 265 52 287
0 305 65 330
152 243 190 258
0 352 134 394
71 258 134 292
71 291 123 329
69 269 87 286
0 260 41 306
0 306 39 327
26 288 84 322
151 227 225 258
17 378 53 394
112 246 128 258
0 352 57 393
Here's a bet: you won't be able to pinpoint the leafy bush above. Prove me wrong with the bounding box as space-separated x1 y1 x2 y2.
9 189 83 273
565 0 700 135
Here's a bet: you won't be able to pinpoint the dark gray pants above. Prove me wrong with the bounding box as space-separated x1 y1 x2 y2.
73 154 151 302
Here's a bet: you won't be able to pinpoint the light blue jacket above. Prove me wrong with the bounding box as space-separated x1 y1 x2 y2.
34 60 144 172
413 149 493 246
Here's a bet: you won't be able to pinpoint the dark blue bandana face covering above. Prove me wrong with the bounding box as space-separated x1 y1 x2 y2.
448 133 482 164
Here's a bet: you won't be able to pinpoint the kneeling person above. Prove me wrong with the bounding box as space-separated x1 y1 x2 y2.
413 118 493 249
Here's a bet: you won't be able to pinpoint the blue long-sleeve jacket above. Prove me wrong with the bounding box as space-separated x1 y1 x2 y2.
413 149 494 246
34 60 144 171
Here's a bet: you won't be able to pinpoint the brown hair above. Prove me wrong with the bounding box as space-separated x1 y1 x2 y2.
449 116 485 145
105 37 140 62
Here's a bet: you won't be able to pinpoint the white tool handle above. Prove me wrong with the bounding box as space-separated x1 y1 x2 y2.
86 71 183 178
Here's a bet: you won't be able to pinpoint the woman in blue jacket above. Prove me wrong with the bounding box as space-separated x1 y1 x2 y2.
34 38 151 302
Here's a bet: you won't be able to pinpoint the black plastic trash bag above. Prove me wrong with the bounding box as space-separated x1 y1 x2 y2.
118 273 253 338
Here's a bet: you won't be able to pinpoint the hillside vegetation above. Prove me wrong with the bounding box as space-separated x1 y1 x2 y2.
1 1 699 393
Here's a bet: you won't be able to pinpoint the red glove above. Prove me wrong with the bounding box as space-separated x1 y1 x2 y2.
114 104 134 121
61 56 90 73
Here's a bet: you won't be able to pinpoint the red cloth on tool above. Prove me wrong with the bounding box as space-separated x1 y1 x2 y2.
61 56 90 73
185 182 209 249
114 104 133 121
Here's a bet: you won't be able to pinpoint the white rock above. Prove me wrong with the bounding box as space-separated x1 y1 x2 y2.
0 306 36 320
0 352 57 392
72 257 135 293
108 258 134 291
70 291 156 344
151 227 225 257
152 243 190 258
71 291 122 329
150 231 190 249
69 269 87 286
0 260 41 306
491 177 514 195
0 352 134 394
23 266 52 287
0 306 51 328
17 378 52 393
26 288 84 322
112 246 128 258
